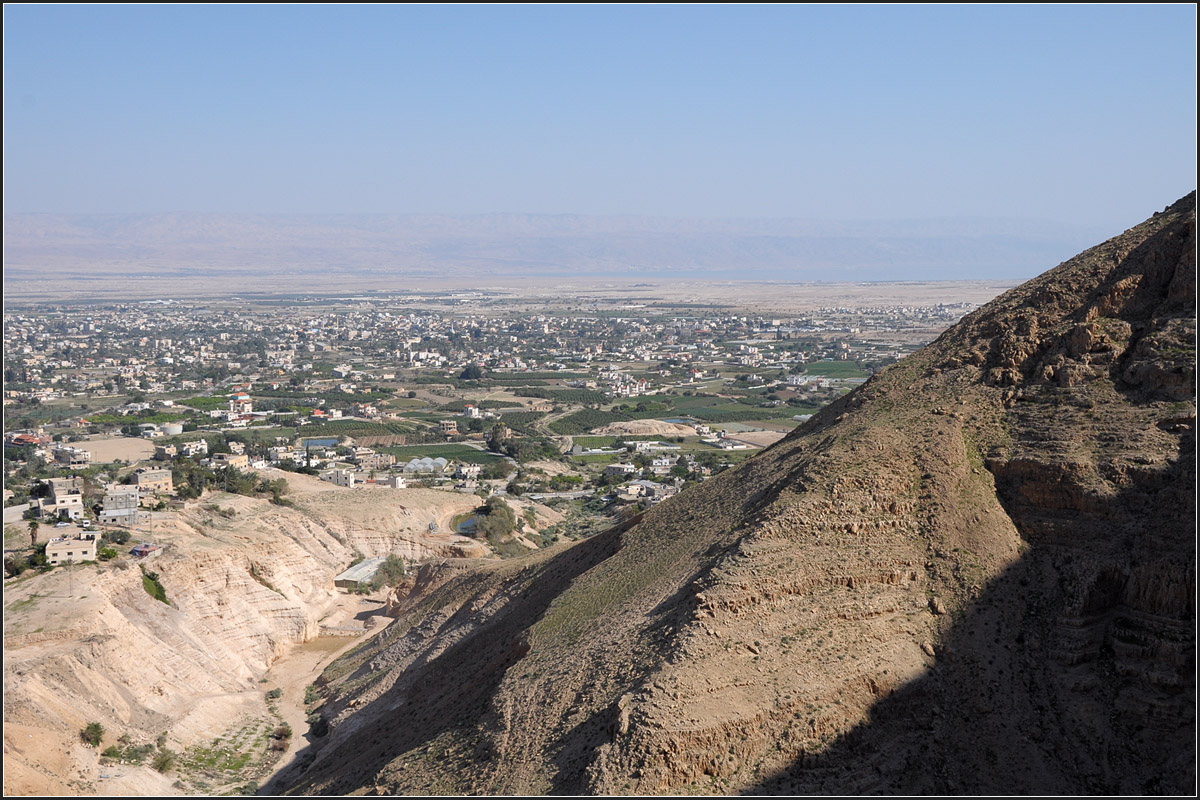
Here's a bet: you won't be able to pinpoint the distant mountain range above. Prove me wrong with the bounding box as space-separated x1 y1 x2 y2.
3 212 1111 285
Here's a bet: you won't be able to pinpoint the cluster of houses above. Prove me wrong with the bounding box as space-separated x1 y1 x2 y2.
22 469 176 567
317 458 483 491
155 439 209 460
731 344 764 367
603 449 710 486
320 468 408 489
597 366 654 398
786 374 833 389
30 469 173 526
614 479 679 504
5 433 99 470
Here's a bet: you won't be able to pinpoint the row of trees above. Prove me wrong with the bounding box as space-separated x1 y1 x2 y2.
171 461 289 504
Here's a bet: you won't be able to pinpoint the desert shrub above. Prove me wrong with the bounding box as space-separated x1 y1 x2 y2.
141 567 168 604
152 748 176 773
101 735 154 764
265 688 282 701
81 722 104 746
369 555 406 590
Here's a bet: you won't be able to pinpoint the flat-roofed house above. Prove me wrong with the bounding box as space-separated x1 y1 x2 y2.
98 484 150 527
211 453 249 470
45 535 98 565
52 445 92 468
133 468 174 494
40 477 86 520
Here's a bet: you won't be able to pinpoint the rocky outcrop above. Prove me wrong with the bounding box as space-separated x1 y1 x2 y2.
277 194 1195 797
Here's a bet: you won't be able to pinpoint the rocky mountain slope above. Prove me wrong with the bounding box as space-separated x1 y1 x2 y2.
274 194 1195 796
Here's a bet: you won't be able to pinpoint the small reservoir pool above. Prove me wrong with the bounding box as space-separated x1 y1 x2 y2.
454 515 479 534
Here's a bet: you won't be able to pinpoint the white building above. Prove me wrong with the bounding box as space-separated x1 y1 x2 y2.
321 468 357 487
45 534 98 565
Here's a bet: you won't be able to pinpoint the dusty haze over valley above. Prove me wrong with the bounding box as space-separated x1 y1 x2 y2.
2 212 1105 302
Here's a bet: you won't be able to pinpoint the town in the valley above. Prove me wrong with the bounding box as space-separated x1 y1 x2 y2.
4 284 986 576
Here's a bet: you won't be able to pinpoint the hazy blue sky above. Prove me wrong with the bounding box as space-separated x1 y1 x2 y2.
4 4 1195 229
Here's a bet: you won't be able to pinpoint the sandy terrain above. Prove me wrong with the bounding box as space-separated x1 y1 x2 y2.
5 269 1013 313
592 420 697 436
73 437 155 463
2 472 568 796
262 596 396 783
523 460 578 476
724 430 787 448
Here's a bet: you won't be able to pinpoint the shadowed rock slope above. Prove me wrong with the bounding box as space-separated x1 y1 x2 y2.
275 194 1195 796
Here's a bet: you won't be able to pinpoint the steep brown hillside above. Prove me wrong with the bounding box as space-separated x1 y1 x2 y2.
274 194 1195 796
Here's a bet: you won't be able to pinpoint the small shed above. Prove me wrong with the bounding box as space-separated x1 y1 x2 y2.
333 556 387 590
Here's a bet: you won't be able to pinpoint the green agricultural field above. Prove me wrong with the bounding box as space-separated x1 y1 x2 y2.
296 420 416 438
376 444 506 464
487 372 591 382
569 453 624 464
178 396 228 410
395 412 450 423
669 394 727 410
688 406 799 423
513 388 608 405
440 399 520 412
549 409 631 435
383 396 433 410
253 389 395 403
223 426 301 443
801 360 871 379
86 411 194 425
495 411 546 434
572 436 619 449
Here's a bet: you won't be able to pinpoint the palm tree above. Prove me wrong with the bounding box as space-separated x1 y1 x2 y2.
28 519 39 547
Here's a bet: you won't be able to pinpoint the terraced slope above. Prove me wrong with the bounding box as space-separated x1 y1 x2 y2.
275 193 1195 796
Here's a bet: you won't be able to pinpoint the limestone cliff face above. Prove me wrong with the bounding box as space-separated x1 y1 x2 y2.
1 482 507 795
276 194 1195 797
4 506 349 754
